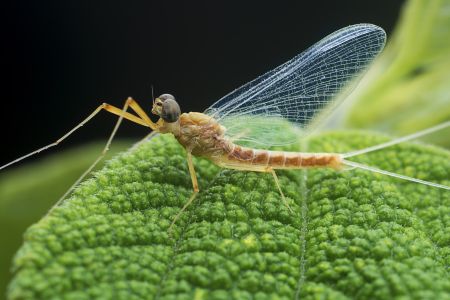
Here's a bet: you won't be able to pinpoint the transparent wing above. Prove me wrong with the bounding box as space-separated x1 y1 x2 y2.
204 24 386 147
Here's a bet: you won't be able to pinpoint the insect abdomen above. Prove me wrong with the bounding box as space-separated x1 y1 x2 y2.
225 144 343 170
282 152 342 169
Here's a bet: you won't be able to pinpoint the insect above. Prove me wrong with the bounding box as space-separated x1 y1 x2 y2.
2 24 449 230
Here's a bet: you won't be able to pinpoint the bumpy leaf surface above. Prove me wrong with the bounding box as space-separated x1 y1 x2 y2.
8 125 450 299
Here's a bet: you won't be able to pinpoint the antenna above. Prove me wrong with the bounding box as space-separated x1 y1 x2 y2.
151 84 155 105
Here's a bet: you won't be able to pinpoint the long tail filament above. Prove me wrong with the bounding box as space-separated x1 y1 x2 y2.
342 159 449 190
341 121 450 190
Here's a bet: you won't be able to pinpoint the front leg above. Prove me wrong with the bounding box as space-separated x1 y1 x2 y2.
169 151 199 232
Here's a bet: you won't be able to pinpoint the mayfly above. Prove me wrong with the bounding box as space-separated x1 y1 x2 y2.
2 24 449 230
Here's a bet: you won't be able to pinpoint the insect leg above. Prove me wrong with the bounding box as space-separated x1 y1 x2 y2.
45 99 152 215
169 152 199 232
105 97 158 130
269 168 294 213
186 152 200 193
125 97 157 128
0 99 154 170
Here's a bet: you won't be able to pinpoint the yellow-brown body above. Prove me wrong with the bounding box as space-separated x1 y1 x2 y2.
158 112 343 172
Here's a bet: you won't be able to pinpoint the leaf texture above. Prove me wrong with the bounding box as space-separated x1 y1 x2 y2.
8 127 450 300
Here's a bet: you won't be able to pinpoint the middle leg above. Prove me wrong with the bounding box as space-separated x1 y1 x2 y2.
169 151 200 232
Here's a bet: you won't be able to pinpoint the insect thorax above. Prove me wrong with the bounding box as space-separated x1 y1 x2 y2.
172 112 230 158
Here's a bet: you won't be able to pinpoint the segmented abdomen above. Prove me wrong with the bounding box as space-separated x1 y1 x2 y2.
223 144 343 170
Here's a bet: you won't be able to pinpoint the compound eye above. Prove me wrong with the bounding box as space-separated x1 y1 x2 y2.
159 94 175 101
162 99 181 123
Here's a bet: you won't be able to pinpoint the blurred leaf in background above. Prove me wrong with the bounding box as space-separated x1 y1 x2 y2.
330 0 450 147
0 141 131 299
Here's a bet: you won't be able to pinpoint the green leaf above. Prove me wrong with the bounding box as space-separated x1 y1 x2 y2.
0 141 130 299
8 130 450 299
339 0 450 147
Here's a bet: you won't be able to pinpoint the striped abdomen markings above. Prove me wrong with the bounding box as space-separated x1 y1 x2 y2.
227 145 255 161
284 152 342 169
225 144 342 170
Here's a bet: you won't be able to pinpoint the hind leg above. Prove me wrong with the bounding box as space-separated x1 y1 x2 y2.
269 168 293 213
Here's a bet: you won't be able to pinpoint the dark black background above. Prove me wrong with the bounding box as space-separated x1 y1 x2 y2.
1 1 404 166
